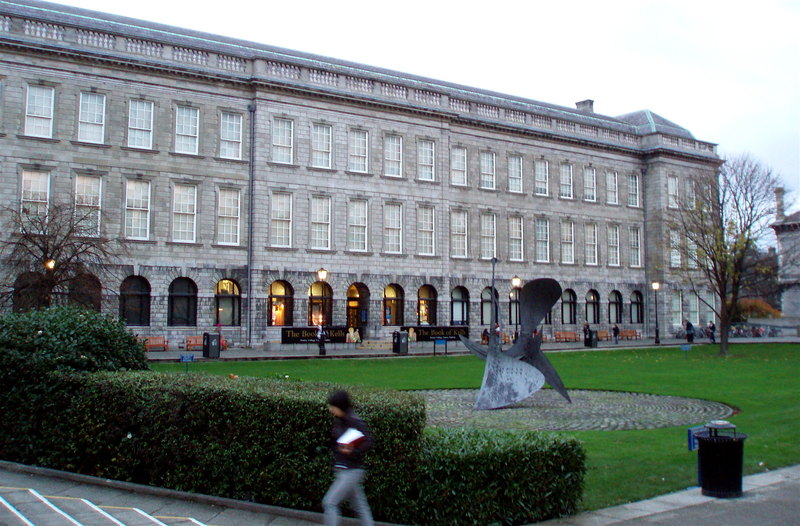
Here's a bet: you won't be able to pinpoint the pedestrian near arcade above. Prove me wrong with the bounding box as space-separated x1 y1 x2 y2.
612 324 620 345
707 320 716 344
685 320 695 343
317 324 327 356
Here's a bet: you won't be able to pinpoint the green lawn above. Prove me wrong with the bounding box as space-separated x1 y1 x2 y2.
152 343 800 511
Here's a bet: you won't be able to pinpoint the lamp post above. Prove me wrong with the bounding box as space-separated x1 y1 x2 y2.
511 275 522 341
652 281 661 345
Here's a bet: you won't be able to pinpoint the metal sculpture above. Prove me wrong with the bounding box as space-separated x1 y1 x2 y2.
460 278 571 409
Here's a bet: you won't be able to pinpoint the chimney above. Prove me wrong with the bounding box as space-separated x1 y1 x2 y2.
576 99 594 113
775 187 785 220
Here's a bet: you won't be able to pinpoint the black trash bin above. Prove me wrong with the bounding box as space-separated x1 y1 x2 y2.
392 331 408 354
590 331 598 348
696 421 747 498
203 332 221 358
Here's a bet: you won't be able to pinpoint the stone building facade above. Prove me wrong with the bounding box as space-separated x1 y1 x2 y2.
0 0 722 348
772 188 800 319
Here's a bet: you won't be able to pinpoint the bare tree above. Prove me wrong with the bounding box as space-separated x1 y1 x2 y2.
0 200 121 311
675 153 783 356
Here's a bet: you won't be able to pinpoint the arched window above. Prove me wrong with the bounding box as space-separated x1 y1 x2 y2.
215 279 241 326
630 291 644 324
585 290 600 324
608 290 623 324
346 283 370 332
383 284 404 326
308 281 333 326
418 285 437 325
268 281 293 326
69 273 102 312
120 276 150 326
561 289 577 324
13 272 48 312
480 287 499 325
168 277 197 326
450 287 469 326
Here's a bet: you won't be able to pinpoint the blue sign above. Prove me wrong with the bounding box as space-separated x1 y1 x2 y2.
687 425 705 450
179 354 195 363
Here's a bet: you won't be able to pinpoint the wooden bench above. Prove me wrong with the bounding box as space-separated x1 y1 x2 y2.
144 336 167 352
185 335 229 351
596 330 611 341
553 331 580 342
620 329 641 340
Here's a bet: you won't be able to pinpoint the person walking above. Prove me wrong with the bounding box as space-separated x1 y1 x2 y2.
685 320 695 343
612 324 620 345
323 390 374 526
317 324 327 356
707 320 716 344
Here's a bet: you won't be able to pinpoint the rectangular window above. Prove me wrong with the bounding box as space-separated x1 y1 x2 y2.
21 170 50 227
585 223 598 265
25 85 54 138
629 226 642 267
606 171 618 204
668 175 679 208
561 221 574 264
272 118 293 164
417 205 435 255
172 184 196 242
450 209 468 258
688 293 699 324
417 140 435 181
217 188 240 245
270 192 292 247
480 213 496 259
687 238 699 269
670 228 681 267
128 100 153 149
348 129 368 172
78 92 105 144
348 199 368 252
509 216 523 261
508 155 523 193
685 179 696 207
608 224 620 266
384 135 403 177
701 290 715 324
75 174 101 236
559 163 573 199
125 179 150 240
175 106 199 155
311 123 332 168
671 290 683 326
535 159 549 196
310 195 331 249
627 174 640 207
450 147 467 186
583 166 596 202
384 203 403 253
535 217 550 262
479 152 496 189
219 112 243 160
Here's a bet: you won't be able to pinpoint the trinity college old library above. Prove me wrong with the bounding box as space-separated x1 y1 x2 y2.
0 0 722 349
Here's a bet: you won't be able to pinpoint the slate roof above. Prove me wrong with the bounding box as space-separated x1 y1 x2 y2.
615 110 695 139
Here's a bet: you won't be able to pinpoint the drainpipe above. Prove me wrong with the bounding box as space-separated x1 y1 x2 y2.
246 101 256 348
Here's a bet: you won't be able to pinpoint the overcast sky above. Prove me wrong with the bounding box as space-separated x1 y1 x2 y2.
56 0 800 210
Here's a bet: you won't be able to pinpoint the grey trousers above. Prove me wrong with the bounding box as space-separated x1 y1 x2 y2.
323 468 374 526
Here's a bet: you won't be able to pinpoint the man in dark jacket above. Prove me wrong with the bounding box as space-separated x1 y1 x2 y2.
323 390 374 526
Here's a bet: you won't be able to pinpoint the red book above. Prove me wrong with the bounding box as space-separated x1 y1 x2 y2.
337 428 365 447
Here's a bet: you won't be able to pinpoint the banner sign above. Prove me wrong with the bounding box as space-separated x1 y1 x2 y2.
281 326 348 344
400 326 469 342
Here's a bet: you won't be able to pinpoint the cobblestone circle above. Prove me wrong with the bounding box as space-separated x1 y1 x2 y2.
418 389 734 431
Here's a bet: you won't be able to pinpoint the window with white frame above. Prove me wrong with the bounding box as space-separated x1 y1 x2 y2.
508 155 523 193
688 293 699 324
417 205 435 255
417 139 435 181
172 184 196 242
272 118 293 164
270 192 292 247
21 170 49 226
450 146 467 186
480 212 496 259
627 173 640 207
347 199 368 252
174 106 199 155
479 151 496 189
559 163 573 198
509 216 523 261
670 290 683 326
310 195 331 249
668 175 679 208
535 217 550 262
78 92 105 144
608 224 620 266
125 179 150 240
25 85 54 138
219 112 242 160
687 238 699 269
450 209 468 258
128 100 153 149
535 159 549 196
75 174 101 236
384 135 403 177
606 171 618 204
701 291 715 324
585 223 598 265
561 220 574 264
311 123 332 169
629 225 642 267
670 229 682 267
348 129 368 172
685 178 696 207
217 188 240 245
583 166 596 201
383 203 403 253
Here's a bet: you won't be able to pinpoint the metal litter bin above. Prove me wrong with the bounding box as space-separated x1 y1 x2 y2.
696 421 747 498
203 332 221 358
590 331 598 348
392 331 408 354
